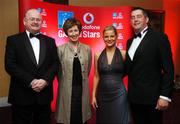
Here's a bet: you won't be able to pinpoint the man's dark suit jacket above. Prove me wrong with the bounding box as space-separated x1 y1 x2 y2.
5 31 59 106
125 28 174 105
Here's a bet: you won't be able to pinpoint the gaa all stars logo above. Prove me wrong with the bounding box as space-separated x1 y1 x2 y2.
83 12 94 25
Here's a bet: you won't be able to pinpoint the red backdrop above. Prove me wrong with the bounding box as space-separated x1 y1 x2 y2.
18 0 133 111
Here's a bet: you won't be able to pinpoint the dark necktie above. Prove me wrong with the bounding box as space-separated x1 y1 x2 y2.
29 33 40 39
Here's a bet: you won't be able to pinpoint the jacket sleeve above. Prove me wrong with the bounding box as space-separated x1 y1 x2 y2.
158 33 174 97
87 46 92 76
41 38 59 84
5 36 34 87
56 45 63 83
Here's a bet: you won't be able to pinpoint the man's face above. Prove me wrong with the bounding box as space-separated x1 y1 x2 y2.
131 9 149 33
23 10 42 34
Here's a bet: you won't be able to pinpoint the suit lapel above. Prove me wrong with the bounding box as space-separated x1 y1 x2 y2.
132 30 151 62
126 38 134 73
126 38 133 62
38 34 46 67
126 30 151 73
23 32 37 66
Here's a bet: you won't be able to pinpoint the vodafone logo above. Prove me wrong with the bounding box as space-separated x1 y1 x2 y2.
83 13 94 24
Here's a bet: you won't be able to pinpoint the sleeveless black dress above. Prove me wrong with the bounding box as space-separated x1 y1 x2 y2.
96 48 130 124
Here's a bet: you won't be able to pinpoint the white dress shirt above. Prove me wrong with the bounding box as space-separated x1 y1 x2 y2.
26 30 40 64
128 27 148 60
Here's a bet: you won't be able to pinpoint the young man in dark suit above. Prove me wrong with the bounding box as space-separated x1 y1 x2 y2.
125 7 174 124
5 9 59 124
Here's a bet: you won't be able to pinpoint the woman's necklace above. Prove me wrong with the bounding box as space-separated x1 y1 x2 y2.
74 52 78 57
73 45 78 57
69 41 79 57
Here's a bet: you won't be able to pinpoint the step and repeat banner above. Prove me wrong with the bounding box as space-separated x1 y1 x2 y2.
19 0 133 111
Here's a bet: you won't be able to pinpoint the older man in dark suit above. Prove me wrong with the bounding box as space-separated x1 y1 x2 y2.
5 9 59 124
125 7 174 124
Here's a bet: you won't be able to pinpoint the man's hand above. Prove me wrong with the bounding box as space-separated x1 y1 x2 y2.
31 79 48 92
156 98 169 110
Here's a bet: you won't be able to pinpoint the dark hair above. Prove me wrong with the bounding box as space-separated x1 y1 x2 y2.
63 18 82 36
132 7 149 17
103 25 117 36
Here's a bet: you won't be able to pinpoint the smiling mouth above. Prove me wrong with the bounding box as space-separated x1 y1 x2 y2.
72 36 77 38
106 41 114 44
134 23 140 26
32 25 40 28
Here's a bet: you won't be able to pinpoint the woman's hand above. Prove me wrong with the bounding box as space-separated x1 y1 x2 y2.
92 96 98 109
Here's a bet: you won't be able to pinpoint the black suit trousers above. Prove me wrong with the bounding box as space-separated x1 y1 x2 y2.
130 102 163 124
11 103 51 124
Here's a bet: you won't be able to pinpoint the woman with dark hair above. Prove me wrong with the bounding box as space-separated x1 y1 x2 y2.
55 18 92 124
92 25 130 124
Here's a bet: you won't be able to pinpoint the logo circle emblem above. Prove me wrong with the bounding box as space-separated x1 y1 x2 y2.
83 13 94 24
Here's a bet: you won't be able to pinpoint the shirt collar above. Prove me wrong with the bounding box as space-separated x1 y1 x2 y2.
26 30 40 38
140 26 148 35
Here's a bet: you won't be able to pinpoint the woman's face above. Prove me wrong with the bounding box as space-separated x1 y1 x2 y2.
67 25 80 42
103 30 117 48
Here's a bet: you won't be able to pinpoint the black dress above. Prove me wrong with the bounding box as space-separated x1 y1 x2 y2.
96 48 130 124
70 55 83 124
